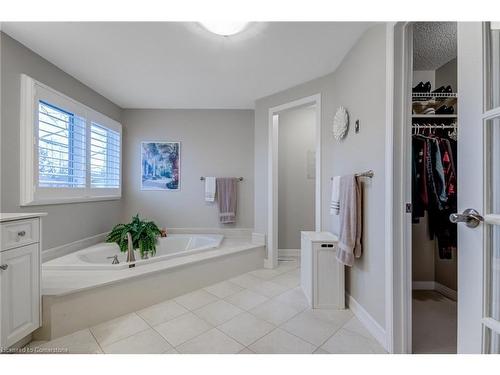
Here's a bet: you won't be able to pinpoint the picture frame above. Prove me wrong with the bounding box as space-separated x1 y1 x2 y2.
141 141 181 191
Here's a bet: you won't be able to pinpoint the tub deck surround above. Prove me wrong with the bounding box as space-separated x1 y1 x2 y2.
36 237 265 341
44 234 225 270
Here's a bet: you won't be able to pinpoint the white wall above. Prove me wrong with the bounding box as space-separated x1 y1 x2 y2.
121 109 254 229
254 24 387 327
278 106 316 250
0 32 123 251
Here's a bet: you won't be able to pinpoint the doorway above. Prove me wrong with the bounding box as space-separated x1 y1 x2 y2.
266 94 321 269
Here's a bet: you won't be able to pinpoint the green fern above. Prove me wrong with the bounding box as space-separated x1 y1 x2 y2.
106 214 161 257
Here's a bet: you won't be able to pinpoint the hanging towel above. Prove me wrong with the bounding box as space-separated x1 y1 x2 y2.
204 176 216 202
330 176 341 215
336 175 363 267
216 177 238 224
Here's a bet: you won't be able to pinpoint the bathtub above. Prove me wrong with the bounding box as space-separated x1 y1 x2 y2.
43 234 224 270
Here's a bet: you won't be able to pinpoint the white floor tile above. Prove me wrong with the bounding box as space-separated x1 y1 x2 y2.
38 329 102 354
271 270 300 288
136 299 188 326
229 273 263 289
154 312 212 347
193 300 243 326
204 280 244 299
224 289 268 310
320 325 386 354
281 309 352 346
249 280 290 298
102 328 175 354
238 347 255 354
174 289 218 310
250 299 301 325
90 313 150 347
249 328 316 354
273 287 310 312
248 268 282 280
218 312 275 346
176 328 244 354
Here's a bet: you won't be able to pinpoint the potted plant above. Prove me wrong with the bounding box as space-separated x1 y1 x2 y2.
106 214 161 259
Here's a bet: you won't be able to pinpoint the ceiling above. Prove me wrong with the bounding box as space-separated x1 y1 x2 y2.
413 22 457 71
2 22 373 109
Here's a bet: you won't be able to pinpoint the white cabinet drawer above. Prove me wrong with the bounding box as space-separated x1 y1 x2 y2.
1 218 39 251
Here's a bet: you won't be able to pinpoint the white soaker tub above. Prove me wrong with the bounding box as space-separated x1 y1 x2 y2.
43 234 224 270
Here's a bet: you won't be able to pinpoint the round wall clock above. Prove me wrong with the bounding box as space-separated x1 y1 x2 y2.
333 106 349 140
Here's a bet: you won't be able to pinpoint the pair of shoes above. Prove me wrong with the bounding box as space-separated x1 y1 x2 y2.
413 81 432 93
435 105 455 115
432 85 453 95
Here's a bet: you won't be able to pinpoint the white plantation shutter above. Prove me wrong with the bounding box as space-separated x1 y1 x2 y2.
20 75 122 205
37 101 86 188
90 123 121 188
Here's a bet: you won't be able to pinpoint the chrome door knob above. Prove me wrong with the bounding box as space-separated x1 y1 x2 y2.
450 208 484 228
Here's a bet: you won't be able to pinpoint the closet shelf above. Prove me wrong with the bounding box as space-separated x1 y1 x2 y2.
412 92 458 99
412 114 457 119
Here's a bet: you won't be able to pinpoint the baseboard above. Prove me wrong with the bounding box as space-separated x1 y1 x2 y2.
42 232 107 262
278 248 300 258
412 281 457 301
346 293 387 351
434 282 457 301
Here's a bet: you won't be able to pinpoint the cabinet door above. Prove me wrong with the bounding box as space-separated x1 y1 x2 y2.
1 243 40 347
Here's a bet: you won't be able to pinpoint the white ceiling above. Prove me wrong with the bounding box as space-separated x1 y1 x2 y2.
413 22 457 71
2 22 373 109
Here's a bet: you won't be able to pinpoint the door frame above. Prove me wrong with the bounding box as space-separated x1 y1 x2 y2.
266 94 322 269
386 21 414 354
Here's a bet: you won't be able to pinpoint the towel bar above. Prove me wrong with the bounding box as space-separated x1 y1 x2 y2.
330 170 374 180
200 177 244 181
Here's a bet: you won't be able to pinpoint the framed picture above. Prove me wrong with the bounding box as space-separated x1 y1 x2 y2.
141 141 181 191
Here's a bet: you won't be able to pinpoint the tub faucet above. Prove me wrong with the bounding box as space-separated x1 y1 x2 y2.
126 232 136 267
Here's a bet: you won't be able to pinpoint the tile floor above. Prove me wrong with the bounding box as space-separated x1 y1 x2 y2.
29 259 386 354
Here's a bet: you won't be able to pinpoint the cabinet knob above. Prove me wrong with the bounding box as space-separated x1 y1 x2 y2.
18 230 26 237
0 264 8 270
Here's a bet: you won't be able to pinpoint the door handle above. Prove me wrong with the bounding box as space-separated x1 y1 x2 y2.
0 264 8 271
449 208 484 228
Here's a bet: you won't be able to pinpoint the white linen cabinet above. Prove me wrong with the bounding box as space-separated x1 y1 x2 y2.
1 213 45 349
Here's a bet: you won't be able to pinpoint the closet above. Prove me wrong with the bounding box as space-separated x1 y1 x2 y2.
411 22 458 354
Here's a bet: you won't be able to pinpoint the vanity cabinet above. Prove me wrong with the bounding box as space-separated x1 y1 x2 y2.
0 213 45 349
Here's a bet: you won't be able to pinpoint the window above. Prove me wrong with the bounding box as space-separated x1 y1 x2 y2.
20 75 122 205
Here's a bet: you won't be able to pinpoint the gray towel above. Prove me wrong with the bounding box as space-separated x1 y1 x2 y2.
216 177 238 224
336 175 363 266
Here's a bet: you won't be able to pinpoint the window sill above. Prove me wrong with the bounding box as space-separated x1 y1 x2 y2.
20 195 121 206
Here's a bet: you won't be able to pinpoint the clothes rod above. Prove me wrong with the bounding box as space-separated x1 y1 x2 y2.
200 177 244 181
330 170 374 180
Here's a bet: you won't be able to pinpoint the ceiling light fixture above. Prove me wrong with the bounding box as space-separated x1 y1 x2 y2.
199 21 249 36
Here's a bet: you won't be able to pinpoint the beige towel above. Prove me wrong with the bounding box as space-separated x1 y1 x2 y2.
336 175 363 266
216 177 238 224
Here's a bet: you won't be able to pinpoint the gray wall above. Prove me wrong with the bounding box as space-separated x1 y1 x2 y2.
254 24 387 327
121 109 254 228
278 106 315 250
435 58 457 92
0 32 123 250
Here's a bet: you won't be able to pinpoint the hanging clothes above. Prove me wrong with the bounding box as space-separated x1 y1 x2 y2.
411 130 457 259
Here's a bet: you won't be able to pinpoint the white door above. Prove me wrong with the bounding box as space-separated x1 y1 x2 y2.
0 243 40 347
456 22 500 353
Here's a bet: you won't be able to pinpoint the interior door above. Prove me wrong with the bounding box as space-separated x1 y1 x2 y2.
457 22 500 353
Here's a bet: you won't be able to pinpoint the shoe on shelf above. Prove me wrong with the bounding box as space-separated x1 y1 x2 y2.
435 105 455 115
413 81 425 93
423 81 431 92
432 86 446 94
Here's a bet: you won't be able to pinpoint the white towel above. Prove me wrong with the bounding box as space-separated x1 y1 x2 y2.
204 176 216 202
330 176 341 215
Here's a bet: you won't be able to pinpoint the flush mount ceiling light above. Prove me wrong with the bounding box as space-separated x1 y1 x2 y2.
199 21 249 36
